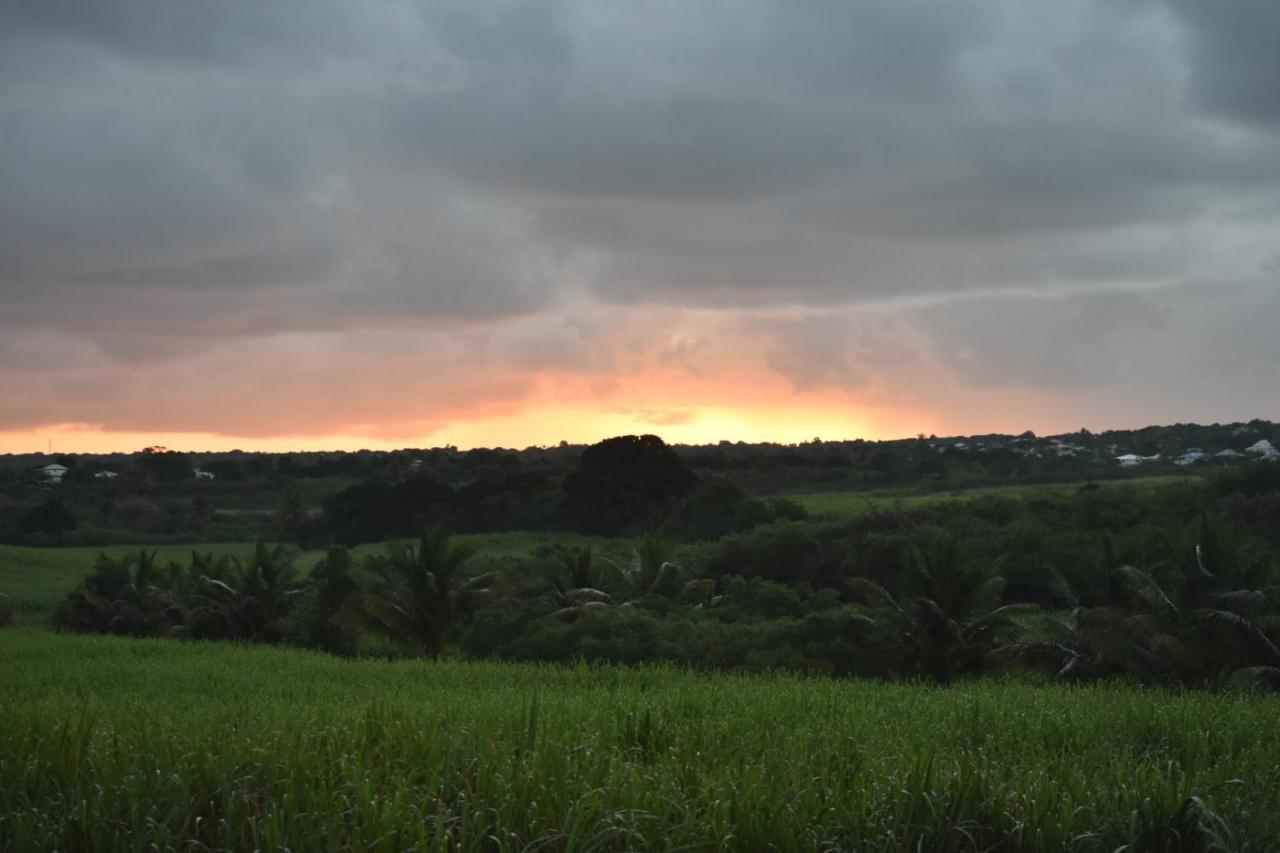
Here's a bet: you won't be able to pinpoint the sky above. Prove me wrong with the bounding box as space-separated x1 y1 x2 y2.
2 0 1278 453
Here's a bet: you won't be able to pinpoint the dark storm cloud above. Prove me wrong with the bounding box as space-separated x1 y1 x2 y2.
0 0 381 69
381 1 983 201
2 0 1279 437
1165 0 1280 128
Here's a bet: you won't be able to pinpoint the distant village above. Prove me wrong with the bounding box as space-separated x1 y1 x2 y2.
926 432 1278 467
32 464 218 485
15 421 1280 488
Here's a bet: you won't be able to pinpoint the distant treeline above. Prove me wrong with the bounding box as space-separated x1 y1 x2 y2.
3 420 1278 546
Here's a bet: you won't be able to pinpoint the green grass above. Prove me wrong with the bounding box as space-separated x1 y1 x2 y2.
787 475 1203 517
1 627 1277 851
0 532 619 622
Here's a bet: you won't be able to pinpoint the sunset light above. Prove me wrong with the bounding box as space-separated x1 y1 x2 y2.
6 4 1280 848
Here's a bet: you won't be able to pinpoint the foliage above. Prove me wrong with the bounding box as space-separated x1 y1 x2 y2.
19 497 77 539
322 479 453 545
850 534 1037 684
16 460 1280 690
133 449 192 483
6 630 1280 851
49 545 304 643
542 544 620 620
664 479 775 541
1036 516 1280 689
563 434 697 534
282 547 357 655
340 527 503 657
182 543 301 643
50 549 184 637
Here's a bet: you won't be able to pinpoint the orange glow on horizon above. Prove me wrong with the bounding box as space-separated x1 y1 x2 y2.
0 399 936 455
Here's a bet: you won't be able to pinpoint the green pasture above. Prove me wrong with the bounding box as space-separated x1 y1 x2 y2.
786 474 1203 517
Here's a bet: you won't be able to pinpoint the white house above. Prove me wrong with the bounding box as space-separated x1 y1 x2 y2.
1116 454 1144 467
1246 439 1275 455
1175 451 1207 466
1215 449 1246 460
94 470 118 480
40 463 69 483
193 469 216 480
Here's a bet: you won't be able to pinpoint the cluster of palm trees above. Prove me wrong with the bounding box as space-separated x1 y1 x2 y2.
542 533 719 620
53 543 302 642
51 531 502 657
53 528 717 658
825 518 1280 689
1032 517 1280 689
49 516 1280 690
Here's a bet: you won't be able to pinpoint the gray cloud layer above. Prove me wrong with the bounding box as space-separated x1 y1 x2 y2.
2 0 1278 439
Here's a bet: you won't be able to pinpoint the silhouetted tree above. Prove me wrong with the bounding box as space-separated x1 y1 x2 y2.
322 479 453 545
563 435 696 534
134 448 192 483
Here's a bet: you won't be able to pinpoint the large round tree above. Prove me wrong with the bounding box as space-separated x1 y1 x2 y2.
563 435 696 535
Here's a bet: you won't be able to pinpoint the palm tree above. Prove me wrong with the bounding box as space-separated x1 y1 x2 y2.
618 530 695 600
545 535 719 620
1043 516 1280 689
851 534 1036 684
182 544 300 643
341 527 502 657
545 545 618 620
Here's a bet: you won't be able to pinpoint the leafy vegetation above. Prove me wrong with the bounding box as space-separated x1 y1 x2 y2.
0 452 1269 691
339 527 502 657
850 534 1037 684
4 629 1280 852
5 427 1280 847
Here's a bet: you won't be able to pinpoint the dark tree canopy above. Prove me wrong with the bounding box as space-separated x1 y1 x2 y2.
563 435 696 535
20 497 78 538
135 449 192 483
322 479 454 545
